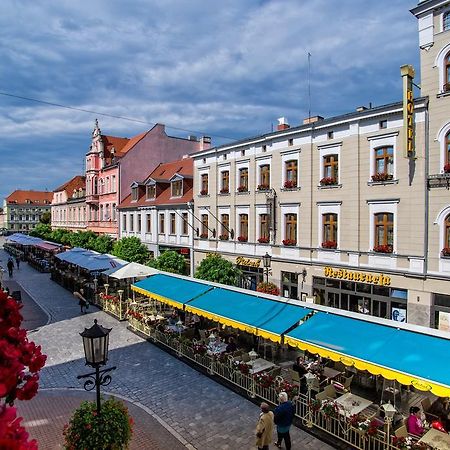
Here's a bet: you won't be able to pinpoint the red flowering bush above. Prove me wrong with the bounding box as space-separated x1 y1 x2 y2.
199 189 208 195
219 188 229 194
282 239 296 246
283 180 297 189
371 172 393 182
192 343 207 355
276 381 298 399
237 236 248 242
0 405 38 450
63 398 133 450
444 163 450 173
257 184 270 191
442 247 450 257
257 282 280 296
254 372 274 389
237 185 248 192
257 236 269 244
373 244 393 254
322 240 337 249
320 177 337 186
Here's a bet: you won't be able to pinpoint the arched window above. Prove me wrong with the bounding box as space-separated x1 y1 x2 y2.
446 131 450 166
445 52 450 92
445 214 450 250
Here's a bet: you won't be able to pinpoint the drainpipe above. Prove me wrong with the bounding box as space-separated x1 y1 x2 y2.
188 202 194 277
424 101 430 279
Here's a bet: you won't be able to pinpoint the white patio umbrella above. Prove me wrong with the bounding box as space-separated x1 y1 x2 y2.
104 262 159 280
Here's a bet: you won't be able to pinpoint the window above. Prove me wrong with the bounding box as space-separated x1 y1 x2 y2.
241 149 245 157
322 154 338 184
285 160 298 188
327 131 334 139
170 213 176 234
288 138 294 147
445 214 450 250
200 174 208 195
146 214 151 233
444 11 450 31
238 168 248 191
221 171 229 193
159 214 165 234
322 213 338 247
221 214 229 239
129 214 134 232
379 120 387 129
137 214 141 232
374 213 393 252
172 180 182 197
445 52 450 92
111 175 116 192
239 214 248 240
285 214 297 242
373 146 394 180
182 212 188 235
262 144 267 152
131 187 138 201
259 165 270 189
112 203 116 221
201 214 209 237
259 214 269 242
146 185 156 199
446 131 450 165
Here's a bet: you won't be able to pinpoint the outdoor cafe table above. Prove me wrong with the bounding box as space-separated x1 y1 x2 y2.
322 367 342 381
248 358 275 375
335 392 373 417
207 342 227 356
419 428 450 449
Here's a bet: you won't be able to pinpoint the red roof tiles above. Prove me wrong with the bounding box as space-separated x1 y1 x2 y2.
6 190 53 205
53 175 86 197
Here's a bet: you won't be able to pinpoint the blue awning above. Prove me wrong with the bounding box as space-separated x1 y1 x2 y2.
285 312 450 397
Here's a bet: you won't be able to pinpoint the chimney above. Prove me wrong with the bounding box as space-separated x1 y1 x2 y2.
356 106 368 112
277 117 290 131
303 115 324 125
200 136 212 150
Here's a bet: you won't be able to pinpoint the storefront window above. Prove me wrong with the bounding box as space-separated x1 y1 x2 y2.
281 271 298 300
433 293 450 330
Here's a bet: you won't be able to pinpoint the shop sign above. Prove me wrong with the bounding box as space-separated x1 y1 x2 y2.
324 267 391 286
236 256 261 268
401 64 415 158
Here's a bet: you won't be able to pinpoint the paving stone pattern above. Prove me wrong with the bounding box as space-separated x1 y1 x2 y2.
0 242 337 450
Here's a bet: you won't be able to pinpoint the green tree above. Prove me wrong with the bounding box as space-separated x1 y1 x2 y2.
50 228 72 244
29 223 51 239
112 236 149 263
69 231 97 249
90 234 113 254
194 253 241 286
148 250 187 275
40 211 51 224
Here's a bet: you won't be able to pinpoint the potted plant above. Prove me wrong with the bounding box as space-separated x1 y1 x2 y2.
199 189 208 195
237 185 248 192
237 236 248 242
320 177 337 186
371 172 393 182
258 236 269 244
219 188 229 194
441 247 450 257
63 398 133 450
283 180 297 189
320 399 340 419
257 184 270 191
257 281 280 296
282 239 296 246
322 240 337 249
444 163 450 173
254 372 274 389
373 244 393 253
219 234 229 240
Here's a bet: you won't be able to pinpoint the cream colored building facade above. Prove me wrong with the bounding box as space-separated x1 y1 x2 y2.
192 0 450 330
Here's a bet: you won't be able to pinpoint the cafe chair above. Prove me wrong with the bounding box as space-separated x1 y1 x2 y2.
394 425 408 438
315 390 328 402
290 369 301 384
332 375 354 394
241 352 251 363
323 384 337 399
420 398 439 422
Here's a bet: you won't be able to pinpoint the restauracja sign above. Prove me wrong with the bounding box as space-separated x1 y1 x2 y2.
235 256 261 268
324 267 391 286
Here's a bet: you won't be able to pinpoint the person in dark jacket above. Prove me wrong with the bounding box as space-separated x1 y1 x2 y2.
7 258 14 277
292 356 308 394
273 391 295 449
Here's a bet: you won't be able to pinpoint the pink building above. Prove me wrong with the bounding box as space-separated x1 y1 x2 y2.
85 120 211 238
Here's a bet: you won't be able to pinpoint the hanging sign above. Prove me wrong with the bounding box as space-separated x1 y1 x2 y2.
401 64 415 158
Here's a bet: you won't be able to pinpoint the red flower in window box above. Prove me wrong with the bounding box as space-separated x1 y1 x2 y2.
257 184 270 191
320 177 337 186
237 185 248 192
373 244 393 254
219 188 229 194
219 234 229 240
444 163 450 173
199 233 208 239
283 180 297 189
322 240 337 249
199 189 208 196
282 239 296 246
371 173 393 182
257 282 280 296
441 247 450 257
258 236 269 244
237 236 248 242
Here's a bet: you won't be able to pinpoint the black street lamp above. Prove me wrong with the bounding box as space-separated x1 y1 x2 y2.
262 252 272 283
78 319 116 414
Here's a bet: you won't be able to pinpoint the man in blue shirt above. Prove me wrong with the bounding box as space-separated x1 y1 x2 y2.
274 391 295 450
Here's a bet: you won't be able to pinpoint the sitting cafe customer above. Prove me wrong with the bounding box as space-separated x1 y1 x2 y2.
225 336 237 353
407 406 425 436
292 356 308 394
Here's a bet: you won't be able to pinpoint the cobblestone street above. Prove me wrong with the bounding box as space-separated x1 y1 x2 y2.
1 241 336 449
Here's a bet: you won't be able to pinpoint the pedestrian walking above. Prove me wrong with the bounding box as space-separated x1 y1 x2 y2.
7 258 14 277
15 256 20 270
274 392 295 450
73 288 88 314
255 402 274 450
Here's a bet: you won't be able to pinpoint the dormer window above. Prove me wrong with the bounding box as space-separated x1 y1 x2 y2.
172 180 183 197
146 184 156 199
131 187 138 202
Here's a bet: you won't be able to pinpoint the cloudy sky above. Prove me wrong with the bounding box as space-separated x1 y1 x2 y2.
1 0 419 201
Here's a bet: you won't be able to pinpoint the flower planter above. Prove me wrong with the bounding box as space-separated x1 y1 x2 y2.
373 245 393 254
258 237 269 244
322 241 337 249
320 177 337 186
371 173 393 182
237 236 248 242
237 186 248 193
282 239 296 246
283 180 297 189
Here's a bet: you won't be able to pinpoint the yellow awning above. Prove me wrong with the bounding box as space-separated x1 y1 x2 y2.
131 285 184 310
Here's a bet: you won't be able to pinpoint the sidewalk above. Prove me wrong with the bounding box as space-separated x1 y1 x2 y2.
0 241 336 449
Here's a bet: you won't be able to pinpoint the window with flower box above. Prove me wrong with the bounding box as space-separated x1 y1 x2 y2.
373 146 393 182
182 212 188 235
146 185 156 199
220 171 230 193
284 214 297 245
201 214 208 238
170 213 176 234
285 160 298 188
238 168 248 192
200 174 209 195
321 154 338 185
171 180 182 197
322 213 337 248
220 214 229 240
258 214 269 243
374 213 393 253
239 214 248 241
258 165 270 190
159 214 165 234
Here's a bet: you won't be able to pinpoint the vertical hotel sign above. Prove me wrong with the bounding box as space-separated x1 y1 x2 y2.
401 64 415 158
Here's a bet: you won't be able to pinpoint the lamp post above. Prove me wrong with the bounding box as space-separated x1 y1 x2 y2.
262 252 272 283
78 319 116 414
304 372 317 428
104 283 109 296
382 402 396 445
